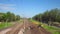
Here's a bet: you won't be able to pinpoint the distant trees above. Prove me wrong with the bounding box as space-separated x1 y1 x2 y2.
32 8 60 26
0 12 20 22
16 15 20 20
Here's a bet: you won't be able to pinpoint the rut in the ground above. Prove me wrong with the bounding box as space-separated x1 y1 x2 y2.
0 19 51 34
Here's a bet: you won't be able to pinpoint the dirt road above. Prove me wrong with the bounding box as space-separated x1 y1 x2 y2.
24 19 51 34
0 19 51 34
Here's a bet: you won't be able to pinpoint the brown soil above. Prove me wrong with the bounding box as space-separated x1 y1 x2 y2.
0 19 51 34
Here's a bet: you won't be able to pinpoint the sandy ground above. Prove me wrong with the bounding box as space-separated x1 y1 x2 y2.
18 28 25 34
0 28 12 34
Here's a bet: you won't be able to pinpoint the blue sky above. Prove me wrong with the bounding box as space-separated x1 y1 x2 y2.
0 0 60 18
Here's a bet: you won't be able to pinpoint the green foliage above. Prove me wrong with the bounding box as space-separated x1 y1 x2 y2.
43 24 60 34
0 22 13 29
32 8 60 34
32 8 60 25
16 15 20 20
31 19 60 34
0 11 20 22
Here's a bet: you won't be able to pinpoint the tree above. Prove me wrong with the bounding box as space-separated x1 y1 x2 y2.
16 15 20 20
0 11 20 22
32 8 60 26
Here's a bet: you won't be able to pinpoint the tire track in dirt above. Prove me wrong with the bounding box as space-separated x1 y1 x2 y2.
4 19 51 34
6 23 24 34
24 19 51 34
0 28 12 34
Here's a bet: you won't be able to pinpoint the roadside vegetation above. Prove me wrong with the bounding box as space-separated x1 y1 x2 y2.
31 8 60 34
0 11 20 22
0 11 20 30
0 22 13 29
32 8 60 27
30 19 60 34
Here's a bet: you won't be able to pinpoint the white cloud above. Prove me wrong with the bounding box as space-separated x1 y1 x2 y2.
0 3 16 11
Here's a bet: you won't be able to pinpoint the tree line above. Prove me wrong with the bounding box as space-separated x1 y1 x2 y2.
32 8 60 26
0 12 20 22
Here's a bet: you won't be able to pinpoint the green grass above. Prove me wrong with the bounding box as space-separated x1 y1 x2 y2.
0 22 13 29
0 19 22 30
30 19 60 34
30 19 40 25
43 24 60 34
